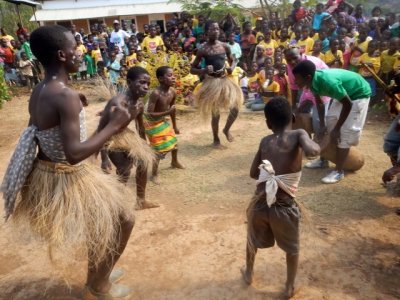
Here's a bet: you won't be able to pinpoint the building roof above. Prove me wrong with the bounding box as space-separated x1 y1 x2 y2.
30 0 261 22
4 0 41 7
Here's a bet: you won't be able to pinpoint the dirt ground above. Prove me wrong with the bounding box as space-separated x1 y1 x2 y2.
0 85 399 300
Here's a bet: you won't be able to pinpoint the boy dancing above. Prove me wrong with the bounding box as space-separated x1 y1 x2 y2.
1 25 135 299
143 66 184 183
98 66 159 209
242 97 320 298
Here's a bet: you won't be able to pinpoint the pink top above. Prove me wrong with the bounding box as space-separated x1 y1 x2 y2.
287 54 330 105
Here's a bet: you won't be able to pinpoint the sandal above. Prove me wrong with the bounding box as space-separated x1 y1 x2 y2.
83 283 132 300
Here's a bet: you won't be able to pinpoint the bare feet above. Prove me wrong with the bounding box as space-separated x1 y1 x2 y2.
240 267 253 285
171 161 185 169
284 283 295 299
223 128 234 142
211 141 227 149
150 175 160 185
135 199 160 210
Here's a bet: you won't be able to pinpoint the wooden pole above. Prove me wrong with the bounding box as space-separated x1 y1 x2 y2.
15 4 23 26
32 6 40 27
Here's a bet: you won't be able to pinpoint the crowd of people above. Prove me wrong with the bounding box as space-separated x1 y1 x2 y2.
1 1 400 299
2 1 399 102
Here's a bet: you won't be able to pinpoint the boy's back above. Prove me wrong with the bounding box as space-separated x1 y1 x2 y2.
243 97 320 297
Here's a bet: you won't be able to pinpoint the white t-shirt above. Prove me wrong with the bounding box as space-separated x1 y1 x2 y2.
110 30 130 52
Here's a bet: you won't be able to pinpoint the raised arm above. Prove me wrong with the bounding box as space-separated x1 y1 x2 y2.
59 91 130 165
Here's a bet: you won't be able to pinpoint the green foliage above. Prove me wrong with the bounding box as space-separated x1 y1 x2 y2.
0 2 38 37
0 67 11 108
168 0 244 22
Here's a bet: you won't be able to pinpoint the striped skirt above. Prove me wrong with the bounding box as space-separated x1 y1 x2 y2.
143 114 177 156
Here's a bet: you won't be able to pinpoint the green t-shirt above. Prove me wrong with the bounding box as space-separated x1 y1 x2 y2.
311 69 371 101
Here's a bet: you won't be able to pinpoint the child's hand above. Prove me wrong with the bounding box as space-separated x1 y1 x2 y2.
101 160 112 174
169 105 176 114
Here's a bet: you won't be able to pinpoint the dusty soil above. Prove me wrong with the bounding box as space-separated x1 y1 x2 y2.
0 85 399 300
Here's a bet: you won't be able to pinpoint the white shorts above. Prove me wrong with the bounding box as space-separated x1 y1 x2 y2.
326 98 370 149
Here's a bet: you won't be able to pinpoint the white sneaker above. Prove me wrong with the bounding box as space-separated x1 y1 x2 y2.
321 170 344 184
305 158 329 169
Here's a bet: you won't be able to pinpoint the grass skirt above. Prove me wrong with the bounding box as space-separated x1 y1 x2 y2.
107 128 155 168
12 159 134 266
195 75 243 119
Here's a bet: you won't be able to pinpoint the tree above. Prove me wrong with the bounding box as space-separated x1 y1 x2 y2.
0 2 38 37
168 0 248 22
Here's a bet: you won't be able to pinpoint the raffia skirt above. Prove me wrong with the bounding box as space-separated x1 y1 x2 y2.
195 75 243 119
106 128 155 168
12 159 134 266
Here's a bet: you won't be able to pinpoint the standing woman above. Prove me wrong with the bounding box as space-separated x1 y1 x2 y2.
191 21 243 147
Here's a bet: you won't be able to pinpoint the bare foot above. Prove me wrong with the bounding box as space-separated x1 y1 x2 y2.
171 161 185 169
150 175 160 185
240 267 253 285
223 129 234 142
135 199 160 210
284 284 296 299
211 141 227 149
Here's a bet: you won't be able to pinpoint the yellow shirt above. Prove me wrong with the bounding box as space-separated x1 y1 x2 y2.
135 60 148 69
248 73 261 93
141 36 164 53
380 50 400 74
261 80 280 103
125 53 137 68
324 50 344 67
77 44 87 55
312 33 319 41
298 37 314 55
181 73 199 89
354 38 371 53
394 56 400 73
91 49 103 64
277 39 289 49
228 66 245 85
258 39 278 57
359 53 381 77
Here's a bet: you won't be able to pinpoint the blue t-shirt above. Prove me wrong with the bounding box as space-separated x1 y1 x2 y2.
312 12 330 30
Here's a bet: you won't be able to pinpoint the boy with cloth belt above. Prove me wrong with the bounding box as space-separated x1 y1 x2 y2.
242 97 320 298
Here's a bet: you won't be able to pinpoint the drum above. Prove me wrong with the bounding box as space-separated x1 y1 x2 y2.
315 134 365 171
292 112 313 137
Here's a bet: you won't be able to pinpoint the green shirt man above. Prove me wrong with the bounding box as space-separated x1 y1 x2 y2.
292 60 371 184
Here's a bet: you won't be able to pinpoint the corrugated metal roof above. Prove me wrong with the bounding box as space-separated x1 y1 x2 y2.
30 0 262 22
30 2 182 21
4 0 41 7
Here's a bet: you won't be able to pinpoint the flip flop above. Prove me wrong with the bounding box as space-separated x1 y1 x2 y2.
83 283 132 300
109 268 124 283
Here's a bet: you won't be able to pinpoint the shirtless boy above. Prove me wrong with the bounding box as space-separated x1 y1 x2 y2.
242 97 320 298
98 66 159 209
144 66 184 182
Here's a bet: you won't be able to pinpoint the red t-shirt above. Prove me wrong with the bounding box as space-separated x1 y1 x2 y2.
2 47 14 64
240 34 256 50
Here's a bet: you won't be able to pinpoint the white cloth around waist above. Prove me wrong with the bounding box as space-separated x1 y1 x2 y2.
256 160 302 207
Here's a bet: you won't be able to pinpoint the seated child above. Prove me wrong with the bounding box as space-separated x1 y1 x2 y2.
242 96 320 298
324 39 344 68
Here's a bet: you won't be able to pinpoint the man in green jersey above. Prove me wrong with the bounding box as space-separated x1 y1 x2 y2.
293 60 371 183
